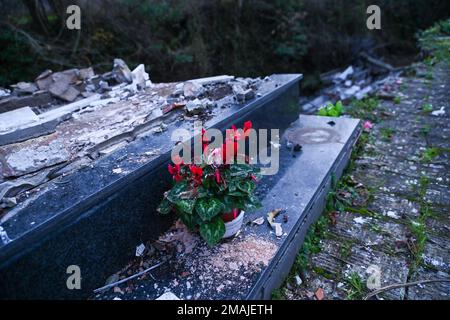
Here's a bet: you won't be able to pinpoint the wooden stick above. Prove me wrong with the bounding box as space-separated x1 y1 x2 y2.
363 279 450 300
93 260 167 294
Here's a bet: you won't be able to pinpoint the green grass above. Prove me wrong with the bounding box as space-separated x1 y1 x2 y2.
346 272 366 300
380 127 395 141
407 175 434 274
346 98 380 122
420 147 450 163
421 147 440 162
422 103 433 114
393 96 401 104
295 214 330 272
271 288 285 300
420 125 430 137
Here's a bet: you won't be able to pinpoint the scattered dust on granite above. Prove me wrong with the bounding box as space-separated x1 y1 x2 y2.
209 236 277 272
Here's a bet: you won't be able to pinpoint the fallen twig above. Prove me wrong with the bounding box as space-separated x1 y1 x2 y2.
93 260 167 294
363 278 450 300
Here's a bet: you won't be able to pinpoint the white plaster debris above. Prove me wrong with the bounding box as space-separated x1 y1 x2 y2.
155 292 180 300
336 66 354 81
431 106 445 116
385 210 400 219
0 226 12 245
0 107 39 133
353 217 368 224
135 243 145 257
295 275 303 286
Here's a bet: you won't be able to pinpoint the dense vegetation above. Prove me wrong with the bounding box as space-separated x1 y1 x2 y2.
1 0 449 87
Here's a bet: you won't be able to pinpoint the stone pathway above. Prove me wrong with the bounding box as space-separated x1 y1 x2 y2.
279 60 449 300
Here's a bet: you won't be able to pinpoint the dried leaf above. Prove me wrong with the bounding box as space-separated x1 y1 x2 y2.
329 211 338 226
267 208 282 225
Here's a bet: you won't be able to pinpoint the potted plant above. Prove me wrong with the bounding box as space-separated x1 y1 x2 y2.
157 121 261 246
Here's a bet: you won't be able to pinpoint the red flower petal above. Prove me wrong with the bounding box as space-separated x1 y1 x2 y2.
244 120 252 133
215 169 221 184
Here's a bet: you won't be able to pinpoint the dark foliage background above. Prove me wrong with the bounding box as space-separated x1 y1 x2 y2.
0 0 449 87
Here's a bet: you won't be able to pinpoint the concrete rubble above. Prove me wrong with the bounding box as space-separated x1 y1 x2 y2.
0 60 269 213
301 53 398 114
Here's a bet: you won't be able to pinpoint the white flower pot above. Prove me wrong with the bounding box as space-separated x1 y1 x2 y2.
222 210 245 238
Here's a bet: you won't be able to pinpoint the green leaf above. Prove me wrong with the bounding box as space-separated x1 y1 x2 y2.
328 109 339 117
245 194 262 210
195 186 209 198
199 217 225 246
335 101 343 114
229 164 253 177
157 197 172 215
175 198 196 214
228 190 246 197
228 182 237 192
318 108 328 116
195 198 224 221
178 211 196 230
237 180 256 194
166 182 188 203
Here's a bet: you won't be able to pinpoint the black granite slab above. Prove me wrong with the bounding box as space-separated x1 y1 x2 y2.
0 74 302 299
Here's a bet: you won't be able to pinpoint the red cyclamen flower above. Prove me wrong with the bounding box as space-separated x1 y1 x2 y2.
168 163 182 182
189 165 203 185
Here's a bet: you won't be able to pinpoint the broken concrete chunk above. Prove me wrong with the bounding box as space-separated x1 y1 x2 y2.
183 81 204 98
0 107 39 134
186 98 205 115
355 86 373 100
49 82 80 102
236 88 255 102
0 87 11 98
4 139 70 177
0 172 50 200
12 82 38 95
53 69 80 85
336 66 354 81
1 197 17 209
112 58 133 84
35 70 54 91
232 84 255 102
131 64 150 90
340 66 354 80
78 67 95 80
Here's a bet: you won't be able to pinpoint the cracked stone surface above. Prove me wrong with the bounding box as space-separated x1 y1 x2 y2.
283 61 449 300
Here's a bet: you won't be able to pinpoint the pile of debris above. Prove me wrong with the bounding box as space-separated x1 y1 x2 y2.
301 53 400 113
0 58 151 115
0 59 268 214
